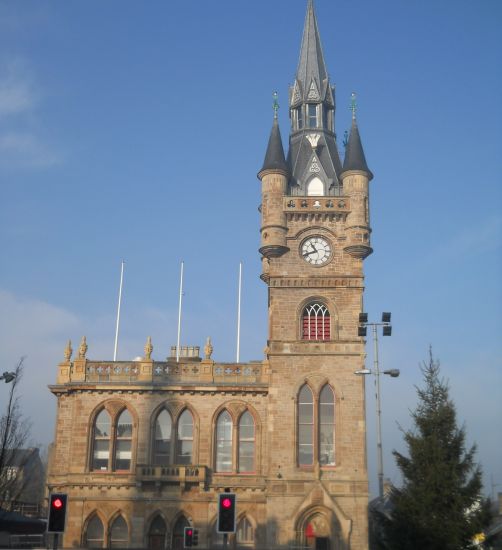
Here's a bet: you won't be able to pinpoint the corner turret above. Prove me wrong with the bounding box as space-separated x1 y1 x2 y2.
258 97 289 262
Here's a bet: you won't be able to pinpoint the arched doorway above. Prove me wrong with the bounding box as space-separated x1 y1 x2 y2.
172 516 190 550
303 513 332 550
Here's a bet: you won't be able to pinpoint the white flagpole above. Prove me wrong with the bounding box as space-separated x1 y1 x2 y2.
236 261 242 363
176 261 184 362
113 260 125 361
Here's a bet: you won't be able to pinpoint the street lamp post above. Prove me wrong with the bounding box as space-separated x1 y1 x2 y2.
356 312 399 500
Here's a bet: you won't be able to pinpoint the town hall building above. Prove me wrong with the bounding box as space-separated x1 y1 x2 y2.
47 2 374 548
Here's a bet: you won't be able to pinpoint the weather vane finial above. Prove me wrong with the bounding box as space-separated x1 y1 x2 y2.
273 91 279 119
350 92 357 121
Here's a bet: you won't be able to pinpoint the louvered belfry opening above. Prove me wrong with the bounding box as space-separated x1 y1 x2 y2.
302 302 330 340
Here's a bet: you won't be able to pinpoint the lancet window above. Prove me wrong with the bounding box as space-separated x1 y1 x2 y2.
91 407 133 472
297 383 336 467
152 408 193 465
215 409 256 473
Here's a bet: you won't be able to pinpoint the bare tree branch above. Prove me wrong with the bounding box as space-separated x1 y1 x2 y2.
0 358 33 510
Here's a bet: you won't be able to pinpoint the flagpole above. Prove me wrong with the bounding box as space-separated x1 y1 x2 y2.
236 261 242 363
113 260 125 361
176 261 184 362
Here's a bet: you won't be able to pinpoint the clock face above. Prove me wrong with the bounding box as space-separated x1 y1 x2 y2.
301 236 332 265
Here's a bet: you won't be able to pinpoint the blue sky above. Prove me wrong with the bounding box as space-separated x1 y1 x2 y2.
0 0 501 499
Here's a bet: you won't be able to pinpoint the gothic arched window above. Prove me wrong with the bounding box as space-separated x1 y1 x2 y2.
114 410 133 470
109 516 128 548
148 516 167 550
298 385 314 466
176 410 193 465
216 411 233 472
238 411 255 473
297 384 336 467
319 385 335 466
154 410 172 465
85 515 104 548
236 517 254 547
92 410 111 471
172 516 190 550
307 177 324 196
302 302 330 340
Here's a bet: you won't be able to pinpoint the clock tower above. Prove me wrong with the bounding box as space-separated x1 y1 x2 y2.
258 1 372 547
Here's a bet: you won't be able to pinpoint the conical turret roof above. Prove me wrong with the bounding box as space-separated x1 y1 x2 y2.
259 116 288 176
343 118 372 178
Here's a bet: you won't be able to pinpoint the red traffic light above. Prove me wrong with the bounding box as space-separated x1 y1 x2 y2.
222 498 232 508
53 498 63 509
187 529 193 536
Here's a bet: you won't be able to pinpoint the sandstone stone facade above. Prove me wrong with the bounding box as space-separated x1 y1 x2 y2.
47 2 374 548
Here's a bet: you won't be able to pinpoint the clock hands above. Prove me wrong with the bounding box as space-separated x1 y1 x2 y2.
303 244 317 257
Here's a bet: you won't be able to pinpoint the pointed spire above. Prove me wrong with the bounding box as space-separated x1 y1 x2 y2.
259 94 288 177
295 0 329 103
343 113 372 178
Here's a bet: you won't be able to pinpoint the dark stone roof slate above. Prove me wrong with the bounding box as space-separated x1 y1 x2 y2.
260 117 288 175
342 119 372 177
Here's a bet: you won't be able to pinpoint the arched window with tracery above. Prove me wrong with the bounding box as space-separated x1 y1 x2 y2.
85 515 104 548
238 411 255 473
109 516 128 548
154 410 172 465
92 410 111 471
302 302 330 340
114 410 133 470
216 410 233 472
298 385 314 466
236 517 254 548
176 409 193 465
319 385 335 466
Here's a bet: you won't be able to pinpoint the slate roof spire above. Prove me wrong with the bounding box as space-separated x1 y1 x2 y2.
259 93 288 177
286 0 342 196
342 94 372 178
295 0 329 103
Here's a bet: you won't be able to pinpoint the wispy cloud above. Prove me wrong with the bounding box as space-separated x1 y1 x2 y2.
0 56 62 170
0 132 62 168
0 58 36 118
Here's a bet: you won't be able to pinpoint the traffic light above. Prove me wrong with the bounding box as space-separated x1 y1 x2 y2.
48 493 68 532
183 526 193 547
217 493 236 533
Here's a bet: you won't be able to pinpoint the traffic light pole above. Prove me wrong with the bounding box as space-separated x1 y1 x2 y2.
223 533 228 549
53 533 58 550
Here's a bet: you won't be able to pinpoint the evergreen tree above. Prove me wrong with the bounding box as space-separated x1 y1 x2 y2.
381 349 490 549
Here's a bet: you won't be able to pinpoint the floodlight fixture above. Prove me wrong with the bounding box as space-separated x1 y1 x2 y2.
358 326 367 337
381 312 391 323
382 325 392 336
383 369 400 378
359 313 368 324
